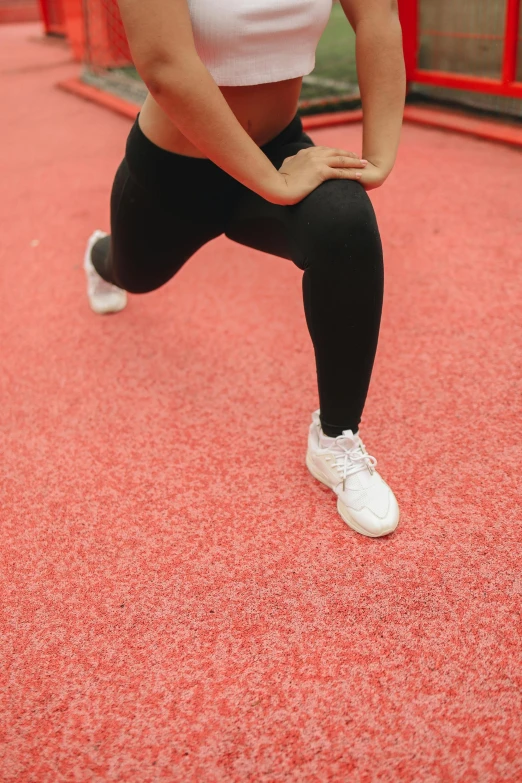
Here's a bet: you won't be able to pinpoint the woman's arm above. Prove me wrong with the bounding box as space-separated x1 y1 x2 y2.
118 0 366 204
119 0 288 201
340 0 406 189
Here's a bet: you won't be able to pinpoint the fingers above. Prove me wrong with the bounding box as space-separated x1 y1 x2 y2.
297 146 366 169
327 155 367 169
321 165 364 182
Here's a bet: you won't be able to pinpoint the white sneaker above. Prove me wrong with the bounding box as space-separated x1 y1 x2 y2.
306 410 399 537
84 230 127 315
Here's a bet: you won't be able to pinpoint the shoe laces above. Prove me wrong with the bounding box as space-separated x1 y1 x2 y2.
322 431 377 492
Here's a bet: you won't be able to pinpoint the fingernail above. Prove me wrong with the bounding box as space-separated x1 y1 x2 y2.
356 172 362 178
361 159 368 164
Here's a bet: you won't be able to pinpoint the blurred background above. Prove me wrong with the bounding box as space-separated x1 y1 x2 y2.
3 0 522 120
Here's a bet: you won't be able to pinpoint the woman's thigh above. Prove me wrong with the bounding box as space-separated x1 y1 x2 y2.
109 159 223 294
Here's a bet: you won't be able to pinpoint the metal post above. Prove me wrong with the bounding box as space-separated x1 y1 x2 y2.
398 0 419 82
502 0 521 83
38 0 51 33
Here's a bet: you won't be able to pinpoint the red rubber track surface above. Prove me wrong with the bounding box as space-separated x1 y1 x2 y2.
1 23 521 783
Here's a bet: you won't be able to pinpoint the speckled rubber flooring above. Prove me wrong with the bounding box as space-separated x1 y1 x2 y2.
1 22 521 783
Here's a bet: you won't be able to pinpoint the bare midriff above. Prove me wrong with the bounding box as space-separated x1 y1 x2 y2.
138 77 303 158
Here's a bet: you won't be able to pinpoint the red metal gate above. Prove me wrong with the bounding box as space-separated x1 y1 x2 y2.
399 0 522 99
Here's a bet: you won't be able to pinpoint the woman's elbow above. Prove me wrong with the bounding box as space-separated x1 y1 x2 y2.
136 56 175 96
139 54 201 99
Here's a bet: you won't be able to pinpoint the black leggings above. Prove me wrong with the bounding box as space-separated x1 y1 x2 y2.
92 115 384 437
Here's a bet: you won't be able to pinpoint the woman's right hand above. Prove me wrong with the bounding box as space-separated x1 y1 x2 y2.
269 146 367 205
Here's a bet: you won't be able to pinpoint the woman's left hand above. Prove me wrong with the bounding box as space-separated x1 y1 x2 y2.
357 160 391 191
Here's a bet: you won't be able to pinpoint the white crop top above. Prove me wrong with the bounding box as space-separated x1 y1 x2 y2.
187 0 333 87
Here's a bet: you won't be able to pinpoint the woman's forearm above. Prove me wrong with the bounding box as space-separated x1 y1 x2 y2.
145 58 286 203
355 10 405 173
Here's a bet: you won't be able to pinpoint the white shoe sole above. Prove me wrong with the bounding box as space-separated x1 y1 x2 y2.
305 450 399 538
84 230 127 315
87 295 127 316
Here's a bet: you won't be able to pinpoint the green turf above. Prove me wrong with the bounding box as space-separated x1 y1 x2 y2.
301 3 357 100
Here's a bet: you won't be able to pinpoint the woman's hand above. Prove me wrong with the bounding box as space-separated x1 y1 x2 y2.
272 146 367 205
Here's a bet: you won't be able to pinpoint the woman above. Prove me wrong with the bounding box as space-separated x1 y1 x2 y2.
84 0 405 537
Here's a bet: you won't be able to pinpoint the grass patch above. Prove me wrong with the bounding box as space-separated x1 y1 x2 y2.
301 3 357 100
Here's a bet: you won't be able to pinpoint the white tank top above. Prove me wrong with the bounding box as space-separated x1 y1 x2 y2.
187 0 333 86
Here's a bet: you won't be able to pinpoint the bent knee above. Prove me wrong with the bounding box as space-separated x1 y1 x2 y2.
299 179 381 262
110 248 174 294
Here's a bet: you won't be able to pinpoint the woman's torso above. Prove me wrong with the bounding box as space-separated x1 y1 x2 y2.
138 77 304 158
137 0 334 156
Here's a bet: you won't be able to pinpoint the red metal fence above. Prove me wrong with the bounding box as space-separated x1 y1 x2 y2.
82 0 131 69
400 0 522 99
38 0 64 35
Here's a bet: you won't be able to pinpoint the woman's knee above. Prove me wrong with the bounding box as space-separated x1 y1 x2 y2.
112 262 168 295
299 179 382 265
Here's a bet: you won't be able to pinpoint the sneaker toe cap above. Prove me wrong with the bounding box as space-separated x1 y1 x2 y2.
90 291 127 314
339 487 400 537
